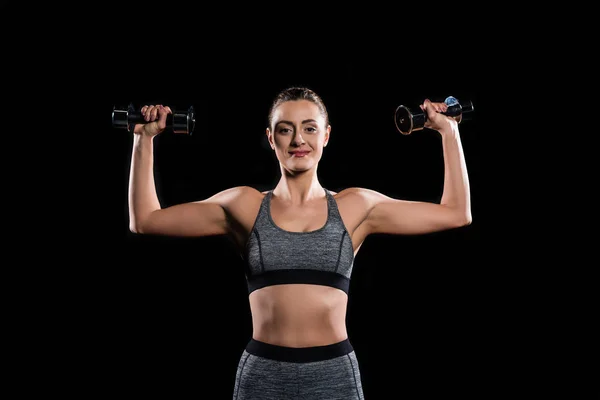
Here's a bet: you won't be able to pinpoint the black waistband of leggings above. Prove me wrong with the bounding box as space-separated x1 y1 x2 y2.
245 338 354 363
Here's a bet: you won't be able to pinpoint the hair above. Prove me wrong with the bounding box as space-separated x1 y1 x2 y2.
268 87 329 130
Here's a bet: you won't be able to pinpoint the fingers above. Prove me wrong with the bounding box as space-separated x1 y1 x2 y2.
149 105 160 121
140 104 173 121
420 99 448 122
421 99 448 113
134 104 173 136
158 105 170 125
140 105 156 121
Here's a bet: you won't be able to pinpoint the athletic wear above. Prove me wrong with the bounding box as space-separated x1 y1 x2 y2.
244 188 355 295
236 188 364 399
234 338 364 399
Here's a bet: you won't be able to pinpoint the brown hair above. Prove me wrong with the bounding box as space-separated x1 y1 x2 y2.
268 87 329 130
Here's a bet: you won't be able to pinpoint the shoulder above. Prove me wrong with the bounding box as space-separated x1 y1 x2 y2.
331 187 389 205
203 186 267 228
328 187 391 217
203 185 265 208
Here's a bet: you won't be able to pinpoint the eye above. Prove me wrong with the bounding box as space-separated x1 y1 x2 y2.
278 127 292 134
305 127 317 133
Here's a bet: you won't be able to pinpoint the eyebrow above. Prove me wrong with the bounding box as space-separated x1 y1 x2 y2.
276 119 318 126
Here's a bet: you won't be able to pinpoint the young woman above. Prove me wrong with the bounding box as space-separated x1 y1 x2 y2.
127 87 471 399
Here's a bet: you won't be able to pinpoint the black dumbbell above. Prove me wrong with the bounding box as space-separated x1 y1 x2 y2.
394 96 474 135
112 103 196 135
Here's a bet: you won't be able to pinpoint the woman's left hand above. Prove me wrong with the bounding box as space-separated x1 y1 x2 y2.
420 99 458 135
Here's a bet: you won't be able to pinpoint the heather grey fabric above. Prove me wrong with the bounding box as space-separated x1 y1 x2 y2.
233 339 364 399
244 188 355 295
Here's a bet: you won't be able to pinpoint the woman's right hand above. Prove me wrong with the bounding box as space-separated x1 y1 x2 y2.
133 104 173 137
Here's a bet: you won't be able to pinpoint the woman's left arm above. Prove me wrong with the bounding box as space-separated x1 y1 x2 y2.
360 99 472 236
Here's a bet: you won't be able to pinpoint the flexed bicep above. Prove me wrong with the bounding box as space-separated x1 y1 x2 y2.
136 201 228 237
366 197 469 236
351 188 470 236
133 186 253 237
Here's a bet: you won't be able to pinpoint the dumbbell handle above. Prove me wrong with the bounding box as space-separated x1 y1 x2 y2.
112 104 196 135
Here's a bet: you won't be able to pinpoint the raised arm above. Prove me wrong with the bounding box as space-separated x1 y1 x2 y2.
359 99 472 236
127 104 246 237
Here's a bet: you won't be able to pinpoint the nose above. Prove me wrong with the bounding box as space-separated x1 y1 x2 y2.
292 131 305 145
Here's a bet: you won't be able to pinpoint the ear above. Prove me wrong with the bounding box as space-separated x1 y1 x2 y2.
266 128 274 149
324 125 331 147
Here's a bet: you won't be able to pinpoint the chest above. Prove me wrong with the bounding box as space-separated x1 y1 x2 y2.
270 201 328 233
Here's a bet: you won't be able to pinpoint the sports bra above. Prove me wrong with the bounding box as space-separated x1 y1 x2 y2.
243 188 355 295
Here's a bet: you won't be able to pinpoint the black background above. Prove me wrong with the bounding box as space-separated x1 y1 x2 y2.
2 2 511 398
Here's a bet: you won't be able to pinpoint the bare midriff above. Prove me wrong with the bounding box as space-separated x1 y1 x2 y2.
249 283 349 348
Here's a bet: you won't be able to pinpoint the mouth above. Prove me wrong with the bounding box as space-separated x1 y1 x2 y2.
290 151 310 157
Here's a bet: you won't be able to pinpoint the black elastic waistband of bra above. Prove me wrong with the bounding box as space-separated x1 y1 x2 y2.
247 269 350 295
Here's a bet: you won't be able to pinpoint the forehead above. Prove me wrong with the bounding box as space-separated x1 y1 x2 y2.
272 100 323 124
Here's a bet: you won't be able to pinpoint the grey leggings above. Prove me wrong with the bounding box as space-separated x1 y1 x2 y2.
233 338 364 400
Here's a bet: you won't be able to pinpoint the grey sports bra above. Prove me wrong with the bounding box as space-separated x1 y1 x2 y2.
243 188 355 295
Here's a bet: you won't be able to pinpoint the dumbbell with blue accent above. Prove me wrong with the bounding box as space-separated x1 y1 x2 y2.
394 96 474 135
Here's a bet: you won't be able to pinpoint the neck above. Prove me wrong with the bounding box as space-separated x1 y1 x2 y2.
274 170 323 204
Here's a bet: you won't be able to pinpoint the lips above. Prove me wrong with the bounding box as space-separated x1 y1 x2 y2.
290 151 310 157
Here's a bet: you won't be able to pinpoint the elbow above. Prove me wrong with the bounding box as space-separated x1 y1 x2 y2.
463 215 473 227
460 211 473 227
443 206 472 229
129 223 141 234
449 210 472 228
129 209 160 234
129 219 147 234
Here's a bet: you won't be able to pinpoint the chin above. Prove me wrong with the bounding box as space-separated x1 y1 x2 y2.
287 162 313 172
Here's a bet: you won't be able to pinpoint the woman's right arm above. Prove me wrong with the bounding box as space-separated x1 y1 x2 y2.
128 104 241 237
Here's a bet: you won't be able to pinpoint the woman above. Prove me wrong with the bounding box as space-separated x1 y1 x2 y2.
128 87 472 399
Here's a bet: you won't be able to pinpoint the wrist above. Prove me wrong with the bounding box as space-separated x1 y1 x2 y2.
133 133 154 147
439 124 459 139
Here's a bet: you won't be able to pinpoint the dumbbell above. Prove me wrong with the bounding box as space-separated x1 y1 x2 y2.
394 96 474 135
112 103 196 135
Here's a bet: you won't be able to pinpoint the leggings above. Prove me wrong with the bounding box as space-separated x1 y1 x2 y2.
233 338 364 400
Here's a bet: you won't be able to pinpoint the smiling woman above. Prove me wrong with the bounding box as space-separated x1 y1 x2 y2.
126 86 472 399
266 88 331 177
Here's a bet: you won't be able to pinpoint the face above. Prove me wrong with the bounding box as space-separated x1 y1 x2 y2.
266 100 330 173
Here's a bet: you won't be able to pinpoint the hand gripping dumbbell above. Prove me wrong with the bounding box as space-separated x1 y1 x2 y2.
394 96 474 135
112 103 196 135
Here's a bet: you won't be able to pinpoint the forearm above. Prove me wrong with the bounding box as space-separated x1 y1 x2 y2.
128 134 161 232
439 128 471 222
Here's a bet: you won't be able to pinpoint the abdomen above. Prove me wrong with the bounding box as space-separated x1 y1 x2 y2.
249 284 349 347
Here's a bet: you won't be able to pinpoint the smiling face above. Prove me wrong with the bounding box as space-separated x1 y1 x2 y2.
266 99 331 173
